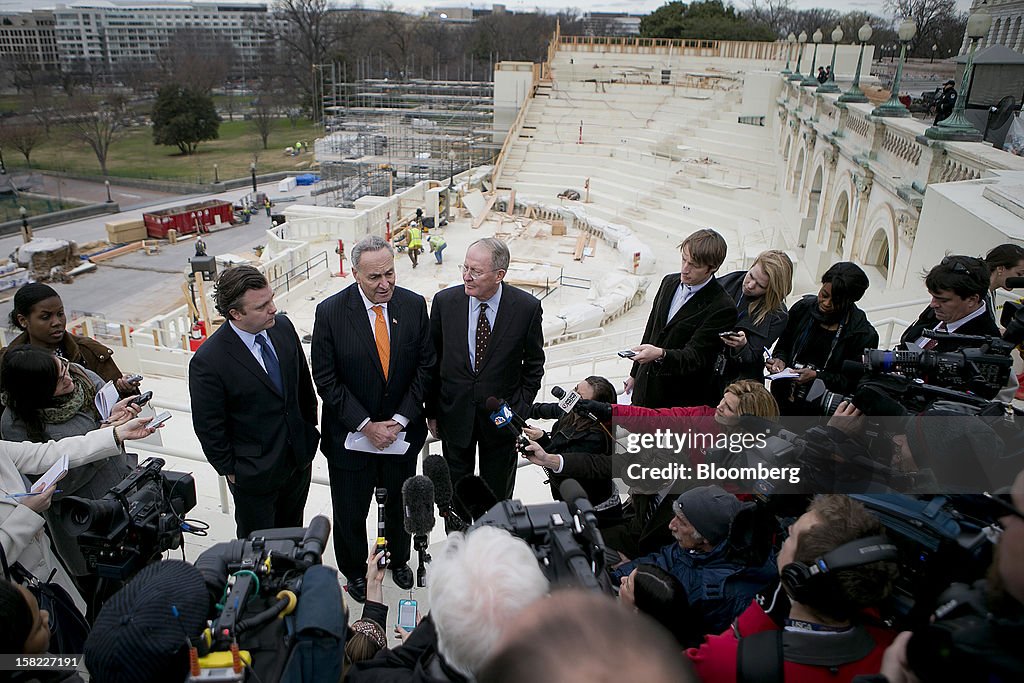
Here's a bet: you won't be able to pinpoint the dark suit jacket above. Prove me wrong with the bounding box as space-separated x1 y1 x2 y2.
899 306 1000 351
426 283 545 449
189 315 319 494
631 274 738 408
311 284 434 468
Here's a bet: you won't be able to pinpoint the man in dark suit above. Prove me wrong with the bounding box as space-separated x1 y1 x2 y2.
627 229 738 408
311 235 434 600
900 255 1000 351
426 238 545 513
189 265 320 539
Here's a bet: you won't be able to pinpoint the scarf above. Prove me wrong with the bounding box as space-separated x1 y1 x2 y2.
42 369 100 425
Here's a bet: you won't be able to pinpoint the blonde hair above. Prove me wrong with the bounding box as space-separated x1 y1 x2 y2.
725 379 779 419
747 250 793 325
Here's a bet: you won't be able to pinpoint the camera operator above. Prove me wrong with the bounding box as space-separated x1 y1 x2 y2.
687 495 899 682
611 485 777 639
522 376 621 524
348 526 549 683
856 469 1024 683
768 262 878 416
0 418 159 616
899 256 999 351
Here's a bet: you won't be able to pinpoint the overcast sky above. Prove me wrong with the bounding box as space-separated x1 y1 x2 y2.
0 0 975 20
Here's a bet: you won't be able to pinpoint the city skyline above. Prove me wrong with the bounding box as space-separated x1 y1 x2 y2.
0 0 977 21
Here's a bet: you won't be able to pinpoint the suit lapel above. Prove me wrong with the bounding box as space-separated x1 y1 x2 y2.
346 286 386 381
477 286 515 374
385 292 403 381
266 318 295 396
221 324 280 396
665 279 710 331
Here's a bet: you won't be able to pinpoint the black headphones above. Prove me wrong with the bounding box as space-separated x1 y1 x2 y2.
781 535 898 605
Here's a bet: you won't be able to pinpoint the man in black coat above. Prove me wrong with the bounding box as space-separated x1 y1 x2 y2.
627 229 738 408
933 79 958 125
189 266 320 539
312 236 435 600
900 255 1000 351
426 238 545 512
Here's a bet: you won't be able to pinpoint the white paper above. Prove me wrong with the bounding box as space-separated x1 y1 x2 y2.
344 431 411 455
93 381 120 421
767 369 801 380
34 453 69 493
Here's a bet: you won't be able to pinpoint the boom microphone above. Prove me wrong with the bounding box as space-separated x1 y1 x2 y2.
299 515 332 566
423 454 467 533
402 476 436 536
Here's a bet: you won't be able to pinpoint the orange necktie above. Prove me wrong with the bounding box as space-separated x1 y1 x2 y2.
373 305 390 380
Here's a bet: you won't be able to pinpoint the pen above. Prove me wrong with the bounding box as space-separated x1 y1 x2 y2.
5 490 62 499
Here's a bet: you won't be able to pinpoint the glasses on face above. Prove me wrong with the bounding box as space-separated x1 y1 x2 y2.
459 265 500 280
984 491 1024 523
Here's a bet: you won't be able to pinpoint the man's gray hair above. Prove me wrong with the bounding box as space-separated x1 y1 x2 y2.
428 526 548 677
469 238 510 272
351 235 393 269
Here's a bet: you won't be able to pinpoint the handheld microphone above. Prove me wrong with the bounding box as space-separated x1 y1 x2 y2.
423 454 467 533
299 515 331 566
402 475 435 588
558 478 608 573
485 396 527 434
455 475 499 522
552 386 602 421
374 488 388 569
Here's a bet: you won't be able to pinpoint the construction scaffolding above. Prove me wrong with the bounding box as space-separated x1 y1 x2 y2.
313 65 498 206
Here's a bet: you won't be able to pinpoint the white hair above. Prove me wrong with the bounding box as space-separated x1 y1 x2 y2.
428 526 549 677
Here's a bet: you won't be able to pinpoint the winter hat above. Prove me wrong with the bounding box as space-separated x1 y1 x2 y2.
674 485 743 545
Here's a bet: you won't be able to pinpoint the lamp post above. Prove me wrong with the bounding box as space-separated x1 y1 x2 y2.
104 179 113 203
250 161 257 193
801 29 823 85
788 31 807 81
817 26 844 93
840 23 872 103
19 206 31 243
0 144 6 175
925 3 991 141
931 43 938 63
873 18 916 117
782 32 796 75
213 163 219 184
444 150 455 225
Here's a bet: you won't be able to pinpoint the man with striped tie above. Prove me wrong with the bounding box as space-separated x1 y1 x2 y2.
189 265 320 540
311 235 435 601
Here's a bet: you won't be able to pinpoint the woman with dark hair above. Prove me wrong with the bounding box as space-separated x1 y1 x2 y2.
0 345 141 611
522 376 621 524
2 284 138 396
767 262 878 416
619 563 703 648
984 243 1024 324
715 250 794 388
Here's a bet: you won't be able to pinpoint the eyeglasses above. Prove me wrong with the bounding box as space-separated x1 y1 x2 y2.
984 491 1024 523
459 265 501 280
940 256 972 274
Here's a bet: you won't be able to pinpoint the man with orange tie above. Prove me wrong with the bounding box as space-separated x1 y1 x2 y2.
312 235 435 601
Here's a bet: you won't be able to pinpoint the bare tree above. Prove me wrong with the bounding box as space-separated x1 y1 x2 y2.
59 94 130 175
272 0 338 105
157 29 237 93
744 0 795 37
0 118 47 167
884 0 964 57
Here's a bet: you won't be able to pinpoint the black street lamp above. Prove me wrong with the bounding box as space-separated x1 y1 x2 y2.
105 179 113 203
19 206 31 243
250 162 257 193
0 144 6 175
214 163 219 184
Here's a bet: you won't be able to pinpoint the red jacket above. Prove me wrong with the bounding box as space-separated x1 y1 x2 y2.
612 404 717 467
686 600 895 683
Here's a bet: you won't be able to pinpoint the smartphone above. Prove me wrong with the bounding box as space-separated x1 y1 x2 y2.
617 349 637 358
125 374 143 384
718 331 741 338
149 411 172 428
130 391 153 408
398 599 418 632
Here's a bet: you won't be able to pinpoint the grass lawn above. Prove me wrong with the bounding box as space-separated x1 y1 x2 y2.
25 118 321 183
0 195 81 223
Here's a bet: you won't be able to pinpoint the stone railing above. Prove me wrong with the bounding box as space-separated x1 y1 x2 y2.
556 35 788 62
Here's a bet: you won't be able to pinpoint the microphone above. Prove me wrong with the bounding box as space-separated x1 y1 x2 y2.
423 454 467 533
485 396 527 434
558 479 608 573
299 515 331 566
455 475 499 522
402 476 436 536
1005 276 1024 290
374 488 388 569
402 475 436 588
551 386 581 412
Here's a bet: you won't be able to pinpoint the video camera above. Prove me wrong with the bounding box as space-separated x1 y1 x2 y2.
61 457 196 581
470 479 614 594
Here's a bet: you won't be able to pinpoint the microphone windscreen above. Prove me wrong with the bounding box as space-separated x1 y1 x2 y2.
558 479 589 509
455 475 498 522
550 386 566 399
484 396 502 412
300 515 332 564
853 384 908 417
423 454 454 508
402 476 436 536
840 360 867 382
1004 276 1024 289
